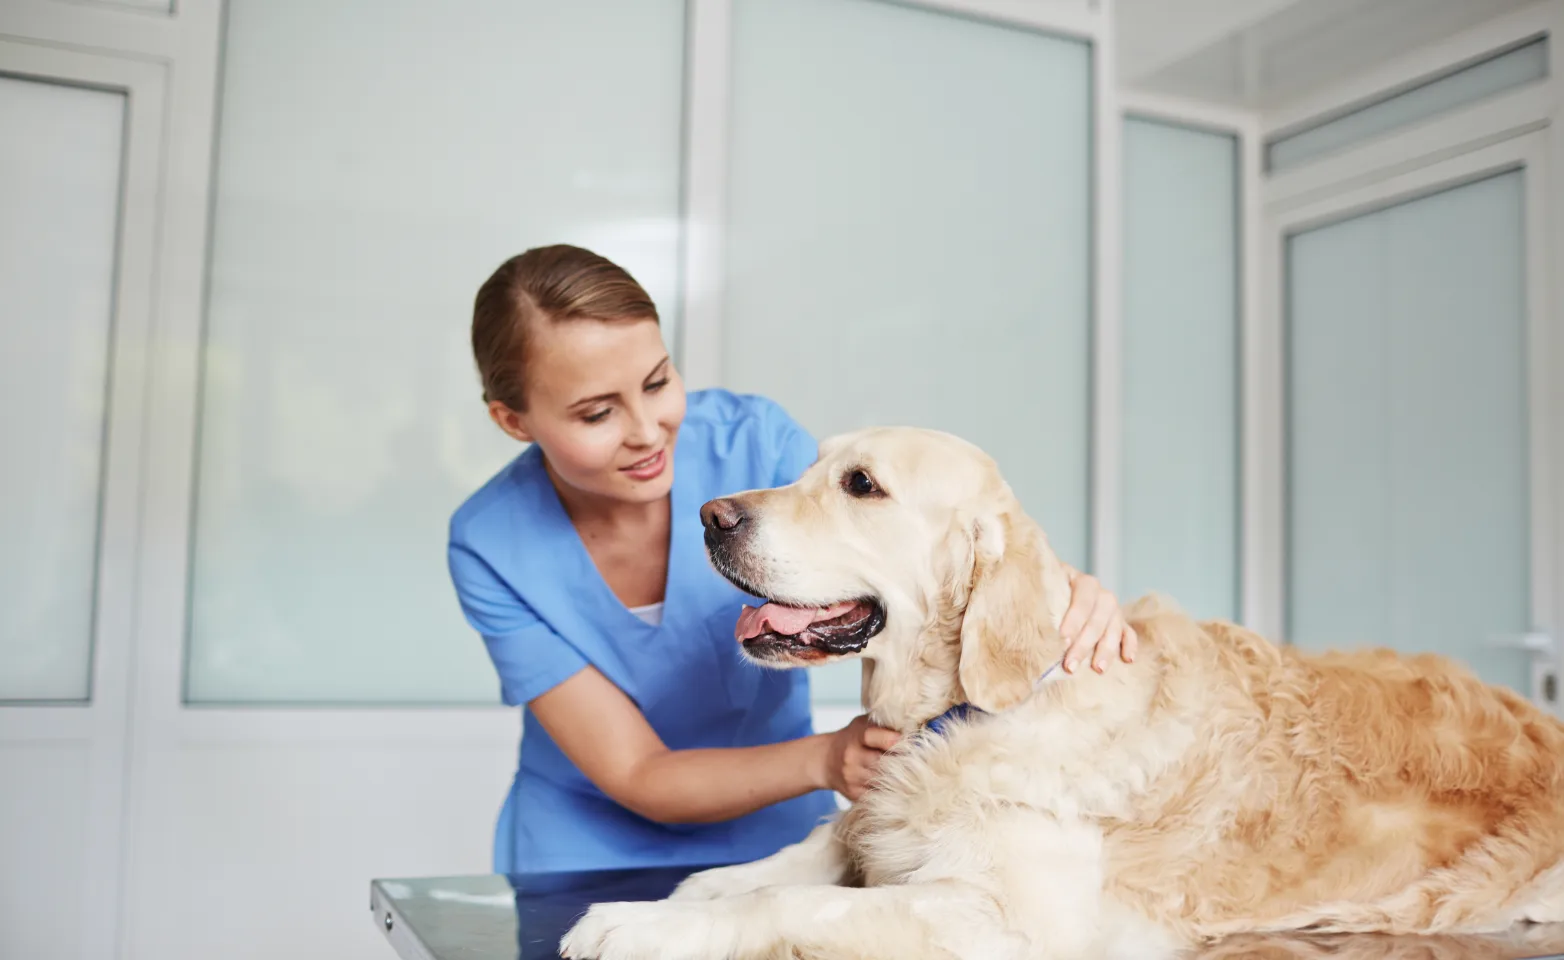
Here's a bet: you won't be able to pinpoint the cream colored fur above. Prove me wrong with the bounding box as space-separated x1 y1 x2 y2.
561 427 1564 960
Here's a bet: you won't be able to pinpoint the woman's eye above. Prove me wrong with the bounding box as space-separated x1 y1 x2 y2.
645 378 669 393
583 409 611 424
844 470 879 497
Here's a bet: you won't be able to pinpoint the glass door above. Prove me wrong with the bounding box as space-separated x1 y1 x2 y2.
1284 159 1555 703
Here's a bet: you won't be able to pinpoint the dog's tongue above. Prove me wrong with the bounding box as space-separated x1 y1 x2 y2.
735 601 859 641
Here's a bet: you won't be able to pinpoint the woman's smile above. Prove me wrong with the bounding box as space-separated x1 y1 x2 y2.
621 448 667 482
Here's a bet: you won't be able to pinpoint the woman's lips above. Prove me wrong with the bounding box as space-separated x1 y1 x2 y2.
620 449 667 481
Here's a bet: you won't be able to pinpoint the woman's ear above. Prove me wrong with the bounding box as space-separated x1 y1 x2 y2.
488 401 534 444
957 508 1063 713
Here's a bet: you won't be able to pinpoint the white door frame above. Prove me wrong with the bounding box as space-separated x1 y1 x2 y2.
1257 130 1559 706
0 37 166 960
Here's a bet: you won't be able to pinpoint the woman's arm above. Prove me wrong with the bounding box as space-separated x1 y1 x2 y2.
528 666 896 825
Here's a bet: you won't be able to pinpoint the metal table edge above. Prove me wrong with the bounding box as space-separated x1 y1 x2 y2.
371 878 442 960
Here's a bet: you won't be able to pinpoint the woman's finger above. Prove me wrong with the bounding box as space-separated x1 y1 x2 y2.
847 761 878 795
1062 634 1094 673
1063 595 1113 672
1080 597 1117 672
1091 614 1127 672
847 746 881 781
1121 624 1139 663
862 725 901 751
1057 574 1099 643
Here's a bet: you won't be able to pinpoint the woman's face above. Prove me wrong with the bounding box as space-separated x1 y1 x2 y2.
491 317 686 506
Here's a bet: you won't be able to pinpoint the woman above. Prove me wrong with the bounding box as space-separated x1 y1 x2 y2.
447 244 1137 874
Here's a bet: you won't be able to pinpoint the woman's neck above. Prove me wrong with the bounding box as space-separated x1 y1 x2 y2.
544 457 673 608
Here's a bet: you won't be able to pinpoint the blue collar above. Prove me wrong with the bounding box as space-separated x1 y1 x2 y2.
925 702 982 736
923 659 1064 737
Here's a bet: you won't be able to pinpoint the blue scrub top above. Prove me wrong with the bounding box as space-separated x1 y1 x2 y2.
447 389 839 873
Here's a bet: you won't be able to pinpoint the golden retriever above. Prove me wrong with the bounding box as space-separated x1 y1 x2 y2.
560 427 1564 960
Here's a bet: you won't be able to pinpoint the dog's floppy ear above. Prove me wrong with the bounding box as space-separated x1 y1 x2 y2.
957 507 1063 713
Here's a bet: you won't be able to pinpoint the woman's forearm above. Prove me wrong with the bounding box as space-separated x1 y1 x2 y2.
528 668 839 826
619 734 832 825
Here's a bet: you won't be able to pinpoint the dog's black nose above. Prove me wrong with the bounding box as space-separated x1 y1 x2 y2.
700 498 746 534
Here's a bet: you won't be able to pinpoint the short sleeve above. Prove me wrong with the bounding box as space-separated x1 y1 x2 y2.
447 539 588 706
756 397 820 487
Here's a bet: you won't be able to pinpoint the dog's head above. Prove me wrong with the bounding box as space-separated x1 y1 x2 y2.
701 427 1074 727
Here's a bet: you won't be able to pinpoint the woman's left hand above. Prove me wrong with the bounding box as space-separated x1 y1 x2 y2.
1059 570 1137 674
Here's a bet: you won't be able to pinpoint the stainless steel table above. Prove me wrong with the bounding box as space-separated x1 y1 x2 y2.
371 867 706 960
370 868 1564 960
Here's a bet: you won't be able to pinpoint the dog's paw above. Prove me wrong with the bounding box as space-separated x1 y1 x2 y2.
667 864 755 902
559 900 744 960
558 902 657 959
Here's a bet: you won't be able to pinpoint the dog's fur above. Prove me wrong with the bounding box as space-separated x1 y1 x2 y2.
561 427 1564 960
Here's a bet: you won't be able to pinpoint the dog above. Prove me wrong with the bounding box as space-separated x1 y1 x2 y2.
560 426 1564 960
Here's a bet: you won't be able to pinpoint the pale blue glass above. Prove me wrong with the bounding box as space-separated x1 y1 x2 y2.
187 0 687 702
1287 171 1531 692
0 77 123 702
1121 117 1239 622
724 0 1092 703
1268 40 1547 171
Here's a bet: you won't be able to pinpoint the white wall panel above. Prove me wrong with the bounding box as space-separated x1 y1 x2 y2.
0 745 91 959
122 743 510 960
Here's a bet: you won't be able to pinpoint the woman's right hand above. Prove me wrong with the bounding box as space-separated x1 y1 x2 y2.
820 715 901 801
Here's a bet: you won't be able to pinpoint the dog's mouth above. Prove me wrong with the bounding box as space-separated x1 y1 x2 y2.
733 598 886 662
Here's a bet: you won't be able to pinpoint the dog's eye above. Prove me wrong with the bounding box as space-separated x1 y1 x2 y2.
843 469 881 498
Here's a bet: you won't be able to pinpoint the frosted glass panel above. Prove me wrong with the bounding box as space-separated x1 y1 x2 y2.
725 0 1091 703
0 77 123 702
188 0 686 702
1120 118 1238 621
1287 171 1530 693
1269 39 1547 171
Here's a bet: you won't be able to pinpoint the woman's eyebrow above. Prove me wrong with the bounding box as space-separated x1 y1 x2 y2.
568 357 669 409
568 390 620 410
642 357 670 383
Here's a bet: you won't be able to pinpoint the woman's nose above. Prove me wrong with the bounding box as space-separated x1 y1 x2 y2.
626 403 660 447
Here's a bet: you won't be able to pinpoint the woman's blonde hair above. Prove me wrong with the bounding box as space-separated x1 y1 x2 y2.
471 244 659 410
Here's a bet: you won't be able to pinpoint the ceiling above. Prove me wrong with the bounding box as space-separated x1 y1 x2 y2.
1116 0 1539 109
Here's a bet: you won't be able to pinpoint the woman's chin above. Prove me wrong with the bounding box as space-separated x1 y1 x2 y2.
614 468 674 503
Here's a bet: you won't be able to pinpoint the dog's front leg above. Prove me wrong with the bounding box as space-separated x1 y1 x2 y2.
981 811 1181 960
668 820 850 902
560 880 1023 960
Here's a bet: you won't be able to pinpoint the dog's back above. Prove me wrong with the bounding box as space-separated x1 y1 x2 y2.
1111 598 1564 940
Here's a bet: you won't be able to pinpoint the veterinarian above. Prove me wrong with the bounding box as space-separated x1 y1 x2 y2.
447 244 1139 874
